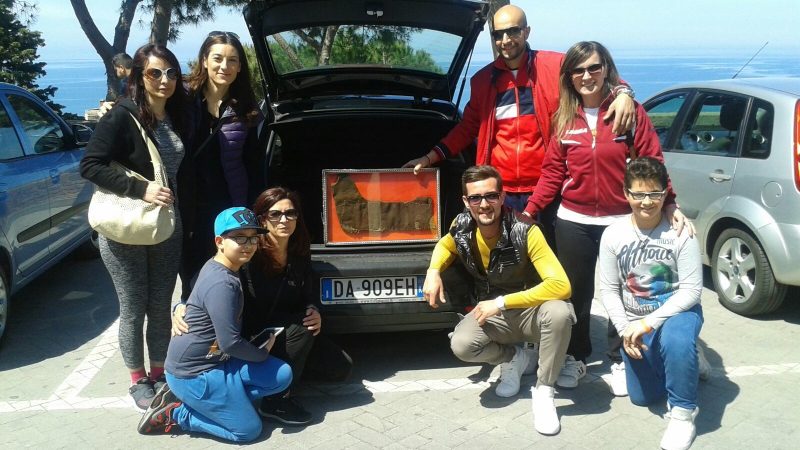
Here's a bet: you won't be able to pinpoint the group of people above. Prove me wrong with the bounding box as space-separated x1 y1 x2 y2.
79 3 705 449
80 32 350 443
409 5 704 450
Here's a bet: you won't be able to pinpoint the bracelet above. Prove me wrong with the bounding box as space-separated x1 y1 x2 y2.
639 319 652 333
422 154 431 166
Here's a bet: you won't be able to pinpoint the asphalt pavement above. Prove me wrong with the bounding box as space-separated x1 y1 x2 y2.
1 254 798 449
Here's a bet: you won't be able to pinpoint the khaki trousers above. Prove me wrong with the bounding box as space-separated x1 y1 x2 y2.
450 300 575 386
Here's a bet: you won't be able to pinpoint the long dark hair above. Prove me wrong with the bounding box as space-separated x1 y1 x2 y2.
185 32 259 126
552 41 621 138
251 187 311 275
127 44 187 137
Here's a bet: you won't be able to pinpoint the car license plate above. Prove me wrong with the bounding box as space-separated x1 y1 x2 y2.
321 275 424 304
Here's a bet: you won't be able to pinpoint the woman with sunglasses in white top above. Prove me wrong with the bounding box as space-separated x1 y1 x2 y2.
179 30 264 303
81 44 189 409
522 41 693 394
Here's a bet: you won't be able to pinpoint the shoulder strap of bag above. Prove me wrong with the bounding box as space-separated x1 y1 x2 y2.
128 112 168 186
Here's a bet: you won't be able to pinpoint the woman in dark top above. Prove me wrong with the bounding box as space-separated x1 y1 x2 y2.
80 44 189 409
174 187 352 426
180 30 264 300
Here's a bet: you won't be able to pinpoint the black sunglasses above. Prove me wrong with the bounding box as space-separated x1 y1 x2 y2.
491 26 524 41
144 67 178 81
208 30 240 40
465 192 502 206
569 63 604 77
265 209 299 222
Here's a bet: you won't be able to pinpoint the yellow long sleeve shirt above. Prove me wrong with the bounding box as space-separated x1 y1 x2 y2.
429 225 571 309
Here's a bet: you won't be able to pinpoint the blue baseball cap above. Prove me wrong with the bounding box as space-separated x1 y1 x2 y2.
214 207 267 237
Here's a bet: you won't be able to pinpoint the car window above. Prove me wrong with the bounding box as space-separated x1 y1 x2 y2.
266 26 459 75
742 99 773 159
644 92 688 149
678 93 747 156
0 100 25 160
7 94 66 154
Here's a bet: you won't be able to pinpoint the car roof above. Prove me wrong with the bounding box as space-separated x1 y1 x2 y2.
650 77 800 99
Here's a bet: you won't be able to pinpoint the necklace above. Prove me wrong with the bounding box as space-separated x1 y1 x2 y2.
631 217 659 243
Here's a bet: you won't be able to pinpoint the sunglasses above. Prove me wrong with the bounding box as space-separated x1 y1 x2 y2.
569 63 604 77
626 189 666 201
226 235 260 245
265 209 299 222
465 192 502 206
208 30 240 40
144 67 179 81
491 26 524 41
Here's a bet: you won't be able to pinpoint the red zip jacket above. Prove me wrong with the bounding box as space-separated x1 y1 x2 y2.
524 97 676 217
434 48 563 193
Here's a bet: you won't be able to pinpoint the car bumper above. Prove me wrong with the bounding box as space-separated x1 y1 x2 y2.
312 250 474 333
759 221 800 286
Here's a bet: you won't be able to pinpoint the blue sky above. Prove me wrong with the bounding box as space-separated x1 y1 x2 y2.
33 0 799 63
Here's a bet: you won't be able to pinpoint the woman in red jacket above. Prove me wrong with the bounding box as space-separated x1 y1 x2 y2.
523 41 692 394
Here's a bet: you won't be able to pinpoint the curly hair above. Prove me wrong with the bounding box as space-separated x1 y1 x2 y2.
624 156 668 190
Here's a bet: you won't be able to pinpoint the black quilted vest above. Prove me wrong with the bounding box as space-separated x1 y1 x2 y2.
450 207 542 301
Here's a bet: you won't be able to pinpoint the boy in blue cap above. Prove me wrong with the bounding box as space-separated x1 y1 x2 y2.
138 207 293 442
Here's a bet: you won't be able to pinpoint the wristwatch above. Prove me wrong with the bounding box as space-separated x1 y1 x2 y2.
613 85 635 99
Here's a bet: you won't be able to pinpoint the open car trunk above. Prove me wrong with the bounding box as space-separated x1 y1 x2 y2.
265 106 473 245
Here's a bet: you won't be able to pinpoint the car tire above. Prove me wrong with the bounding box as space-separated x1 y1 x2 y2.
711 228 787 316
75 230 100 259
0 267 8 345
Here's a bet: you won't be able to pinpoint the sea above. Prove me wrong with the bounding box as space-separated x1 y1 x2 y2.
41 53 799 116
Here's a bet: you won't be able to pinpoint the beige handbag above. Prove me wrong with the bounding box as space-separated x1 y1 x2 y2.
88 113 176 245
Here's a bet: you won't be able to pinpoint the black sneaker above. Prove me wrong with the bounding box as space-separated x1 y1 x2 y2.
138 383 181 434
152 375 166 393
129 377 156 410
258 396 312 426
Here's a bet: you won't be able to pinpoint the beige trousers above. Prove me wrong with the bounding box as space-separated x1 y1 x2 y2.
450 300 575 386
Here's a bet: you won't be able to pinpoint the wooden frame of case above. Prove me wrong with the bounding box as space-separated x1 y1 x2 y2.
322 168 441 245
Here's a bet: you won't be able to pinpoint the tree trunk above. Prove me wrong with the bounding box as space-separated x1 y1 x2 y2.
70 0 141 99
149 0 173 46
488 0 510 59
318 25 339 66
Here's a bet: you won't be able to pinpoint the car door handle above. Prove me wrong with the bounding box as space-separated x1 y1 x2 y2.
708 170 732 183
50 168 60 181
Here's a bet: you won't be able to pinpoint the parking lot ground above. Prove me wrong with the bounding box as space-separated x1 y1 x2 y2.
1 256 799 449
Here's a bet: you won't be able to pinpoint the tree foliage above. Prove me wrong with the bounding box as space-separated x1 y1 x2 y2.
269 26 441 75
0 0 65 113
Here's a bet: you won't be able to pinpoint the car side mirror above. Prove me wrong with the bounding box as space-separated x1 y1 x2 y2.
72 123 93 145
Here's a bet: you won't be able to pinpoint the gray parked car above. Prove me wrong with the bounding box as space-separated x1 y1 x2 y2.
0 83 97 342
644 77 800 315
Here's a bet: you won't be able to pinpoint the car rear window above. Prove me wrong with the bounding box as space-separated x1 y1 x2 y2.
266 25 460 75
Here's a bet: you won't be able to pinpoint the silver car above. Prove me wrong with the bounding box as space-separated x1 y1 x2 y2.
644 77 800 316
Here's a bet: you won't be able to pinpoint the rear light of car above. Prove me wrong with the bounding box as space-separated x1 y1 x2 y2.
795 100 800 192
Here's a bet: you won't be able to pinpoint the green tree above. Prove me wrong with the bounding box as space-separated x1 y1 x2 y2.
0 0 65 113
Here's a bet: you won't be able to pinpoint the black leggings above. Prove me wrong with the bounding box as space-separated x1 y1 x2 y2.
555 218 607 362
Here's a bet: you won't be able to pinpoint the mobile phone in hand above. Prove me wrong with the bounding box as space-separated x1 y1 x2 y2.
249 326 285 349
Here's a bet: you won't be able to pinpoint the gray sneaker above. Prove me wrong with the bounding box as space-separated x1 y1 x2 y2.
129 377 155 410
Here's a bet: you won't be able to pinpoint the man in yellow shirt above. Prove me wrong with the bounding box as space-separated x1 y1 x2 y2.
423 165 573 436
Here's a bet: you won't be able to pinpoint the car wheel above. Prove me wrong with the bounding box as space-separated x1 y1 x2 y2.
0 268 8 344
76 230 100 259
711 228 787 316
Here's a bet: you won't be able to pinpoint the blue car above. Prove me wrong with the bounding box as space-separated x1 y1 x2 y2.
0 82 97 342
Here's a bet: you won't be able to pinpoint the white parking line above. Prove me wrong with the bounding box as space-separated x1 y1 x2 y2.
2 319 799 413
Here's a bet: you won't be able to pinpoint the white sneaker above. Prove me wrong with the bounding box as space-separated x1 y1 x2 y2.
660 406 699 450
609 362 628 397
495 345 531 397
522 343 538 375
697 345 711 381
531 384 560 435
555 355 586 389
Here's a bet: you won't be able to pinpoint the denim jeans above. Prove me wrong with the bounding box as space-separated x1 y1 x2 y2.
622 305 703 410
167 356 292 442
